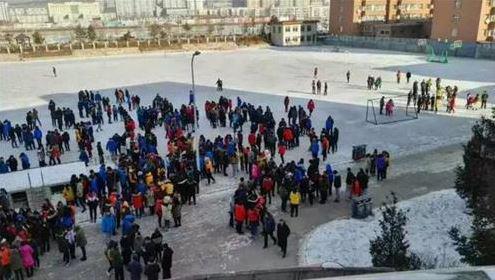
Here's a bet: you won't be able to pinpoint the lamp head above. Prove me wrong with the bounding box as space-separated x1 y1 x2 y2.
193 51 201 56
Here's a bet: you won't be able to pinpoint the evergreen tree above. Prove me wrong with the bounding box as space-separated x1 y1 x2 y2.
32 31 44 45
449 108 495 265
74 25 87 41
370 192 421 270
87 25 97 41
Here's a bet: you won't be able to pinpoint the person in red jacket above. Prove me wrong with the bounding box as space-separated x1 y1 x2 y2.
248 133 256 148
234 202 246 234
307 99 315 116
321 136 329 161
262 176 274 204
278 143 287 164
351 180 363 197
132 191 144 218
247 208 260 238
283 128 293 149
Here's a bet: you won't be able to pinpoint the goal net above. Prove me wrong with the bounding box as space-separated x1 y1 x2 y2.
366 94 418 125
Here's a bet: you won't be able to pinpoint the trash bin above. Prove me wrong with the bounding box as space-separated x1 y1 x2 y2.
351 195 373 219
352 145 367 161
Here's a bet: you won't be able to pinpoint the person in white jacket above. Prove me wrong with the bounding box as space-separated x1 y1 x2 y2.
161 196 172 230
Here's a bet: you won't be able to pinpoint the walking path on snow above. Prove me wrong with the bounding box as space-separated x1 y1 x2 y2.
34 143 463 279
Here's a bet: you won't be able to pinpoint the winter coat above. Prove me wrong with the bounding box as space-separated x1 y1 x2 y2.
144 263 161 280
262 177 274 193
161 246 173 269
234 204 246 222
161 203 172 221
333 174 342 188
75 226 87 247
132 194 144 209
247 208 259 224
376 156 386 171
127 260 143 280
101 213 116 235
10 248 23 271
263 215 276 233
277 223 291 243
310 141 319 156
172 203 182 218
122 214 135 236
34 128 42 140
289 191 301 205
19 244 34 268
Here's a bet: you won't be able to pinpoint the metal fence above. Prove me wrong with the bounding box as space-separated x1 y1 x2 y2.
322 35 495 60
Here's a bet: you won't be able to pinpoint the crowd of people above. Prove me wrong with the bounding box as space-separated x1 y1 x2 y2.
0 63 490 280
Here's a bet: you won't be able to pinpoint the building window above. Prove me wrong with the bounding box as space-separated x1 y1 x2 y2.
339 6 344 12
278 26 282 33
452 27 458 37
293 27 298 32
285 37 289 43
338 16 342 22
307 35 312 41
285 27 290 32
455 0 462 9
301 36 305 42
307 25 312 31
301 26 305 32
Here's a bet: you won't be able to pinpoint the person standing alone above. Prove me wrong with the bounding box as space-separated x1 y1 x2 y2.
277 220 291 258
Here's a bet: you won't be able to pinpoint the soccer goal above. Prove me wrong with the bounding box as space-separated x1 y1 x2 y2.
366 95 418 125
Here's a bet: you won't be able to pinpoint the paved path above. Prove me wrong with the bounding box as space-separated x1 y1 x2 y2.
33 143 463 280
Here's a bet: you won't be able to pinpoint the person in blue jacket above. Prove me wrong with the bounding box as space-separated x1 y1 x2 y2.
106 138 117 156
33 126 43 149
325 116 334 134
101 211 116 238
79 150 89 166
19 153 30 170
310 139 319 159
0 157 8 173
122 213 135 236
326 164 334 196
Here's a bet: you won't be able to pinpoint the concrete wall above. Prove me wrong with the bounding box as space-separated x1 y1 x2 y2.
176 266 394 280
323 35 495 60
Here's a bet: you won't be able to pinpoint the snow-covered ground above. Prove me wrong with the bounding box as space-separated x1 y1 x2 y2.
0 46 492 278
299 189 472 269
0 46 494 173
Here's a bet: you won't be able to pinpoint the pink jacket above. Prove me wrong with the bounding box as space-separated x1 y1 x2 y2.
251 164 260 180
19 244 34 268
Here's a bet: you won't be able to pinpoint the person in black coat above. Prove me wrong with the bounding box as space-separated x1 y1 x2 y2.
161 244 173 279
333 170 342 203
276 219 291 258
331 128 339 154
144 258 161 280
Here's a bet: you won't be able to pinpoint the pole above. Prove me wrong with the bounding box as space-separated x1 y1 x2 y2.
190 51 201 170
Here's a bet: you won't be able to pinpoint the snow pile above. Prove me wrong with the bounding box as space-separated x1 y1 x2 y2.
299 189 472 268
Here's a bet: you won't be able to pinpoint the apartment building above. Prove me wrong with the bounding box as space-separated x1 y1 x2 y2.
0 2 8 23
115 0 156 19
8 5 49 24
329 0 433 37
48 2 101 24
431 0 495 42
270 20 318 46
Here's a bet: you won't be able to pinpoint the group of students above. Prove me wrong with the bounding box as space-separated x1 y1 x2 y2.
0 193 91 279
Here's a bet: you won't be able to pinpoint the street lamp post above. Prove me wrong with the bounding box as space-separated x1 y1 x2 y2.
191 50 201 130
190 51 201 171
